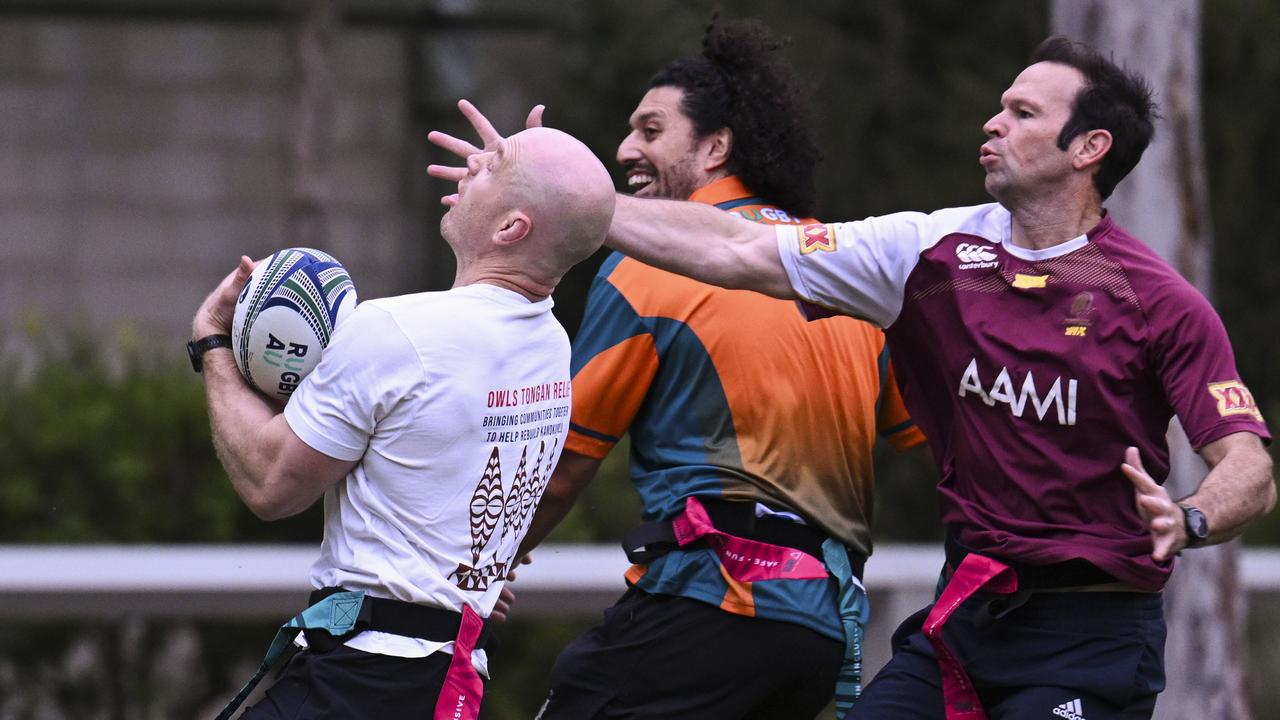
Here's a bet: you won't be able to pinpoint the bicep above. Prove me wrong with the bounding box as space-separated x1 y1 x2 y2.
546 450 603 499
724 220 794 298
262 414 358 519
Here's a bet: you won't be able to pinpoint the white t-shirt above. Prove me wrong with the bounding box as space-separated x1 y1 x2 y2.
284 283 572 664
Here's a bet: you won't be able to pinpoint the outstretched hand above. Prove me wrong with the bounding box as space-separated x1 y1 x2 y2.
1122 446 1185 563
192 255 255 340
426 99 545 206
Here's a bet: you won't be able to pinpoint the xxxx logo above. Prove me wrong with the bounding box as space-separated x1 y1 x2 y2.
799 224 837 255
1208 380 1263 421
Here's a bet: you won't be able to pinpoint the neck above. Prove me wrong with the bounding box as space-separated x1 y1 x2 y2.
454 264 555 302
1006 191 1103 251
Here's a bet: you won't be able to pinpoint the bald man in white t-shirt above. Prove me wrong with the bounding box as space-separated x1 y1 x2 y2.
191 117 614 720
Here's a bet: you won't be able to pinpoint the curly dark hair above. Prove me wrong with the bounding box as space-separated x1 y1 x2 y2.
1030 36 1158 201
648 17 821 217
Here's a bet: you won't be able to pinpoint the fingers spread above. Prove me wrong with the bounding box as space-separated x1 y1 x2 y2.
427 164 467 182
526 104 545 129
1124 446 1145 473
428 130 482 159
1121 462 1160 496
458 99 502 148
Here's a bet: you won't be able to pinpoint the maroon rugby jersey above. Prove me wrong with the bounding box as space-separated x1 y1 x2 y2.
777 203 1270 591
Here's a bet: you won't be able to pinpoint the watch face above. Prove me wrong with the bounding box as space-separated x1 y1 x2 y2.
1185 507 1210 541
187 340 202 372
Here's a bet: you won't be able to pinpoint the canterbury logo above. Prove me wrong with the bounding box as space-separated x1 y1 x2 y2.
955 242 998 267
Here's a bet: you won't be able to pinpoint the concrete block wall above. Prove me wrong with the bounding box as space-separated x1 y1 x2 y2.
0 16 413 362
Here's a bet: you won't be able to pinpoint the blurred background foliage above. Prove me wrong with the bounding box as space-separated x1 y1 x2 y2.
2 0 1279 717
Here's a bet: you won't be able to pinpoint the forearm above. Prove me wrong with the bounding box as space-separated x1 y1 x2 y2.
1184 437 1276 545
608 194 795 298
518 451 602 558
201 350 290 516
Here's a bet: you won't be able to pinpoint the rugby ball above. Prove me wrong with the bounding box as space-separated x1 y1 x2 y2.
231 247 357 402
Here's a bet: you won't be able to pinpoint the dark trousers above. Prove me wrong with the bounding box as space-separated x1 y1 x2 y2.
536 586 844 720
240 644 464 719
847 591 1166 720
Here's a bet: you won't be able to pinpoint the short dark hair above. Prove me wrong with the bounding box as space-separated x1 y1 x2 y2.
1030 36 1158 200
649 17 821 217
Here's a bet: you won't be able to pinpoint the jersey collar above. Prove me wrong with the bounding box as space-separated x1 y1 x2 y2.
688 175 758 207
1000 211 1114 262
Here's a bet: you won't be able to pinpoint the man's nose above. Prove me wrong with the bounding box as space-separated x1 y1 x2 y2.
616 133 641 165
983 113 1005 138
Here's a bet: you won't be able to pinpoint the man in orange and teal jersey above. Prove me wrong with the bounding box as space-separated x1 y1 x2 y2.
520 19 924 720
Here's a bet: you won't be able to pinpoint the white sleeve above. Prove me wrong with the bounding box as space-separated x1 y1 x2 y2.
775 206 988 327
284 303 419 461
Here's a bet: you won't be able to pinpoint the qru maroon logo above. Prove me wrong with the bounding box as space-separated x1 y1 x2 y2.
450 439 557 591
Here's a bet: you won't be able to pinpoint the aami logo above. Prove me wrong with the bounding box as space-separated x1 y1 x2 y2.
958 357 1078 426
798 224 837 254
1208 380 1263 421
955 242 998 269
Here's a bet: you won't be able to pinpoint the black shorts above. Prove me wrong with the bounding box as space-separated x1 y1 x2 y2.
239 644 464 719
535 586 844 720
846 591 1166 720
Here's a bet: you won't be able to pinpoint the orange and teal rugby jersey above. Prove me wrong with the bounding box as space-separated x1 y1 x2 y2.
566 176 923 640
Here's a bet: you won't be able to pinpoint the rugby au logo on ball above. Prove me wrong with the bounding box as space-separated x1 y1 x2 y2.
231 248 357 401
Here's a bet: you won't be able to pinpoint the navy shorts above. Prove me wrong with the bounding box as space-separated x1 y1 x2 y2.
535 586 844 720
846 591 1166 720
239 644 461 719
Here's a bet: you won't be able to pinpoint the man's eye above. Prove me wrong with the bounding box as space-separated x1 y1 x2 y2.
643 128 659 140
1017 110 1033 119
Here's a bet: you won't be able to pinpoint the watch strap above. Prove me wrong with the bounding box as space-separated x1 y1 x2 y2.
188 334 233 373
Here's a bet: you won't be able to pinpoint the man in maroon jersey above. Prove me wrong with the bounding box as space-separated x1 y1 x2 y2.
430 36 1274 720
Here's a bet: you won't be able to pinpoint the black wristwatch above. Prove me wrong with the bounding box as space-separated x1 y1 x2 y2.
1180 504 1210 548
187 334 233 373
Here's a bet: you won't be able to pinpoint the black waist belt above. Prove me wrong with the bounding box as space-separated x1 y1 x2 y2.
943 535 1117 590
304 587 492 652
622 498 866 580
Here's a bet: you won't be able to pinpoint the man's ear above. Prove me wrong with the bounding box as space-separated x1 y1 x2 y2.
494 212 532 246
1072 128 1112 172
703 127 733 173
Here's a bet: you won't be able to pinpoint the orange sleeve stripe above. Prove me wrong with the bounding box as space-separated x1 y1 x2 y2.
564 429 616 460
568 333 660 458
887 425 927 452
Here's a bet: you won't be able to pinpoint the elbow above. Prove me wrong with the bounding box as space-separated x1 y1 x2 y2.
1257 447 1276 515
539 475 579 510
1263 468 1278 518
249 501 293 523
243 489 295 522
240 475 304 522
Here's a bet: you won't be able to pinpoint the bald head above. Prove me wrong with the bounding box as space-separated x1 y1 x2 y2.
442 126 614 293
505 127 616 277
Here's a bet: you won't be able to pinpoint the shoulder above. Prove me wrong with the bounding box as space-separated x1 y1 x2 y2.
816 202 1008 255
1090 220 1222 340
1094 221 1213 309
894 202 1008 245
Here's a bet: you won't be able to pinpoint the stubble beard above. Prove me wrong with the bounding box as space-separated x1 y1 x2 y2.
649 154 703 201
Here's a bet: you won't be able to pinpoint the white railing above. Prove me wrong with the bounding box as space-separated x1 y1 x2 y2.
1 543 1276 619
